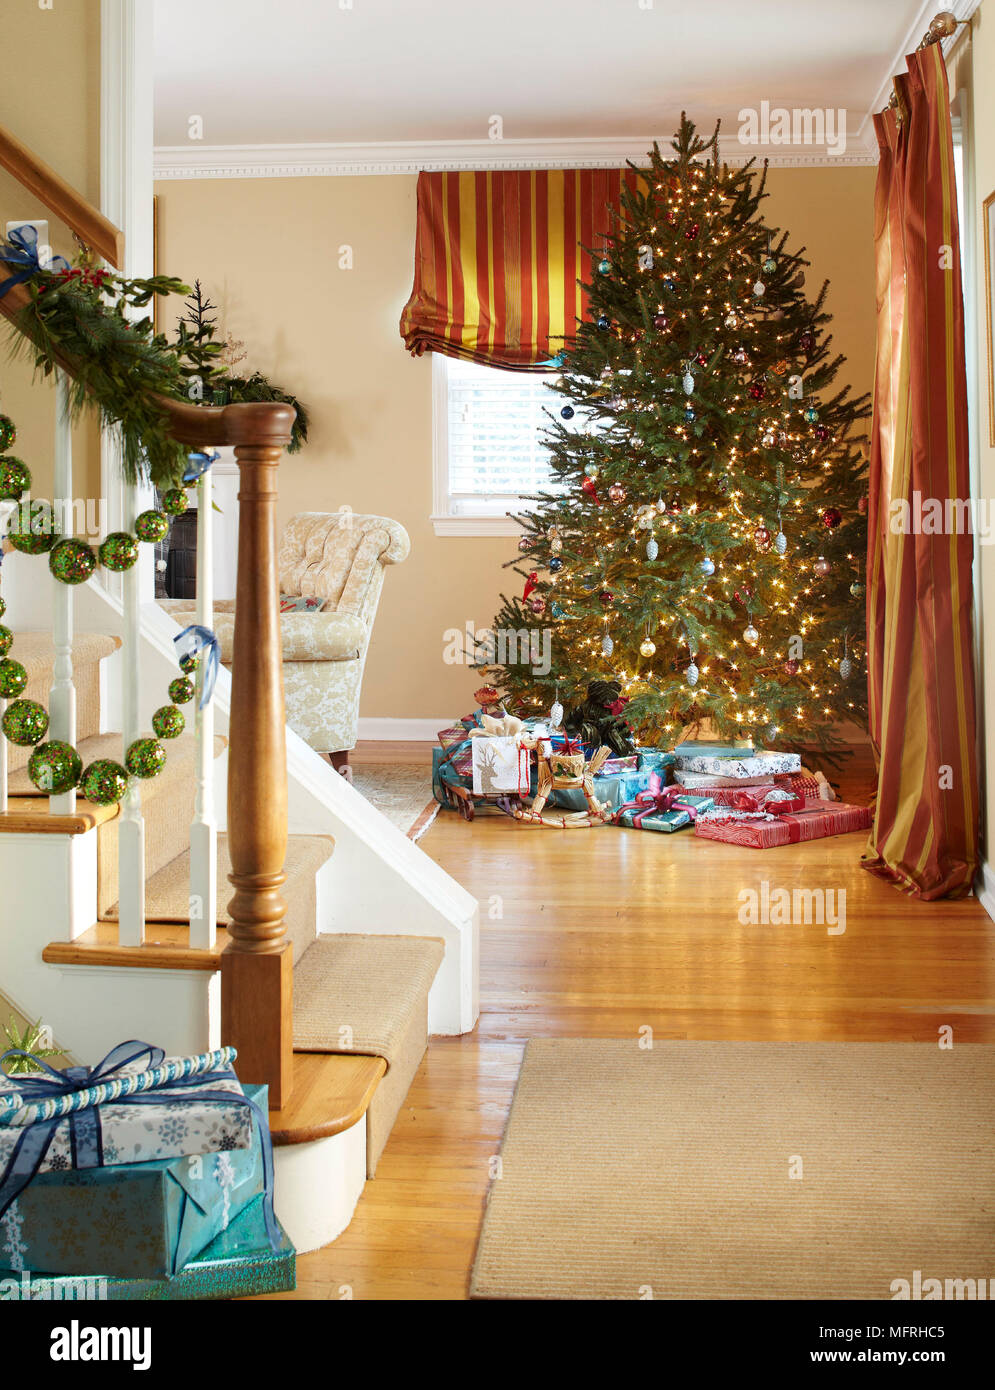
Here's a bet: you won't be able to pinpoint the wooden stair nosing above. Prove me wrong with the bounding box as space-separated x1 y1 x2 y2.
268 1050 387 1147
43 921 228 971
0 795 120 837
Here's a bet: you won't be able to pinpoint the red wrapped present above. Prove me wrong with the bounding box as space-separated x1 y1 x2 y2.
437 725 474 778
695 794 871 848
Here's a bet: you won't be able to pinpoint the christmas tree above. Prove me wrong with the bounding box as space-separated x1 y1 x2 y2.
486 116 870 754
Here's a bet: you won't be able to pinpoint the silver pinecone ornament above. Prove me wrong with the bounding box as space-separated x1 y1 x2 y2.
682 371 695 395
550 699 564 729
601 632 614 657
646 536 659 561
839 656 853 681
685 662 699 687
775 532 787 555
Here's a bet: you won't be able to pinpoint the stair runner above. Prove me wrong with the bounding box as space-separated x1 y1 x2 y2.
7 632 444 1185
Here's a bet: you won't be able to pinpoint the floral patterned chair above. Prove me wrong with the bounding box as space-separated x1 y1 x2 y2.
163 511 410 774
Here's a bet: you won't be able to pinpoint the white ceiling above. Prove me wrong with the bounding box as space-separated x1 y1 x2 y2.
152 0 964 167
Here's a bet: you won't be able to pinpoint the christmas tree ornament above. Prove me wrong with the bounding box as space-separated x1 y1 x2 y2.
179 654 199 675
656 497 668 514
49 538 97 586
80 759 131 806
125 737 167 779
761 429 777 448
0 415 16 451
850 581 864 598
858 495 868 515
98 531 140 572
821 507 842 528
685 223 700 240
581 477 599 502
548 556 563 572
528 595 546 616
686 661 699 686
668 495 682 513
814 424 831 443
749 382 766 401
775 531 788 555
695 350 708 366
752 280 766 297
684 406 696 422
28 740 82 795
0 625 10 657
636 504 657 529
733 585 753 604
0 596 4 620
161 488 188 516
599 590 615 608
753 525 772 551
814 556 831 577
152 705 185 739
597 315 611 331
135 510 170 543
522 571 539 601
607 483 627 505
700 555 715 577
839 656 853 681
762 256 778 274
550 694 564 728
0 658 28 697
0 457 30 500
772 359 789 376
784 658 800 676
725 312 739 329
1 698 49 746
584 463 600 480
662 277 676 292
6 507 59 555
682 371 695 394
804 405 820 423
799 330 815 353
550 537 563 554
598 258 611 275
560 405 575 420
652 312 668 330
601 631 614 657
551 602 565 618
731 346 750 365
742 624 759 646
169 676 195 705
646 537 659 561
517 536 532 552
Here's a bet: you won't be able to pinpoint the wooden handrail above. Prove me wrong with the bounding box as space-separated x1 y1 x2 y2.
0 124 124 269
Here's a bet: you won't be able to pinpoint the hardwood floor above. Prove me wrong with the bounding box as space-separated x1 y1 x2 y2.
264 741 995 1301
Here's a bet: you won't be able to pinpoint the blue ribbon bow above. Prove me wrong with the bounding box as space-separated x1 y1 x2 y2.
0 225 70 298
0 1040 279 1254
174 625 220 709
183 450 220 484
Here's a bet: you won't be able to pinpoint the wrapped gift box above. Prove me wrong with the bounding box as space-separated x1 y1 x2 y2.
616 785 714 833
0 1194 295 1302
471 735 530 795
674 740 754 758
0 1047 251 1176
0 1084 268 1279
695 797 872 849
673 769 796 790
675 750 801 779
437 725 474 778
636 749 676 775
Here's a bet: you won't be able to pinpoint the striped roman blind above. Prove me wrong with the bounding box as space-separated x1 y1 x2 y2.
400 168 639 370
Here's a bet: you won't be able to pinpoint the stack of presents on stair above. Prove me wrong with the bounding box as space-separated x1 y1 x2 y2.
0 1041 293 1300
434 682 871 848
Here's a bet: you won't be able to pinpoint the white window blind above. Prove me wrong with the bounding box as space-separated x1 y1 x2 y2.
443 357 562 513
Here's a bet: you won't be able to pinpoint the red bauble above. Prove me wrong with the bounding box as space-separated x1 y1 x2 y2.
748 382 766 401
733 585 753 604
858 495 868 515
754 525 772 551
822 507 842 529
814 425 831 443
784 658 800 676
799 330 815 353
685 223 700 240
527 595 546 616
666 211 678 225
599 590 615 608
669 495 682 513
517 536 532 552
653 312 668 330
696 351 708 366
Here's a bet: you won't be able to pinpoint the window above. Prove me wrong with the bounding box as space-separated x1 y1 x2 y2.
432 354 562 536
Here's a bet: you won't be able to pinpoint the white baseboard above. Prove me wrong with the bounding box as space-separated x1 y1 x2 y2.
975 859 995 924
357 718 449 741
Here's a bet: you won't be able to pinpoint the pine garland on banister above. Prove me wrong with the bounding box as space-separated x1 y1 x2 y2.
4 249 309 490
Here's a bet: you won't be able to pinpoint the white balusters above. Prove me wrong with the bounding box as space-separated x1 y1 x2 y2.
189 464 217 949
116 477 147 946
49 371 76 817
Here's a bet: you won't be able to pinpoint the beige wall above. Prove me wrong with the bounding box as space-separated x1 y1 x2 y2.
0 0 101 500
154 161 878 721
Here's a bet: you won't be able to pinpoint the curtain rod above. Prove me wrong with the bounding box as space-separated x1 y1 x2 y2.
883 9 970 112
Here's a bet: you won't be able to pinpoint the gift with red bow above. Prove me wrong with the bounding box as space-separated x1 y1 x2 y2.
695 793 872 849
614 774 714 832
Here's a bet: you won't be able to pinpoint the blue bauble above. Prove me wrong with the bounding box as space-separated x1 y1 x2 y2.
663 277 676 292
804 406 819 423
549 557 563 573
700 556 715 577
560 405 575 420
597 315 610 331
598 258 611 274
684 406 696 422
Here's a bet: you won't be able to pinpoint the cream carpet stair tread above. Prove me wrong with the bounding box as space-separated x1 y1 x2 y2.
293 934 445 1176
105 831 334 969
5 632 120 773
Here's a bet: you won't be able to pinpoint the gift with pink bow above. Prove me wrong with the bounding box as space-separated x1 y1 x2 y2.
614 774 714 832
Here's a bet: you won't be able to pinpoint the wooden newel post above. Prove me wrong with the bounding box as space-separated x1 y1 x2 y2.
221 421 295 1108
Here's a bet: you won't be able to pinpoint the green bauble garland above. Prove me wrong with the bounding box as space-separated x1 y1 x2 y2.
0 659 28 697
152 705 185 739
0 415 16 452
179 654 198 675
98 532 140 572
168 677 195 705
27 741 83 795
6 504 59 555
80 759 130 806
0 457 30 500
1 699 49 746
135 510 170 544
0 625 11 657
161 489 189 516
126 737 167 779
49 538 97 586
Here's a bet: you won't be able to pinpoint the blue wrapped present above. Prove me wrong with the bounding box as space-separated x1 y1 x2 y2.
636 748 676 775
0 1194 295 1302
0 1082 268 1279
615 781 715 832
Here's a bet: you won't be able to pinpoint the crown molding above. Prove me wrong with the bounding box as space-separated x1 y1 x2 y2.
153 127 880 181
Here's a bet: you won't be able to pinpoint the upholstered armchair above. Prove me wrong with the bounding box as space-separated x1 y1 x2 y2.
163 511 409 771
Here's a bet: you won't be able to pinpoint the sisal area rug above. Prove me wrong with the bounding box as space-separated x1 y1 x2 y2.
350 762 439 841
471 1039 995 1301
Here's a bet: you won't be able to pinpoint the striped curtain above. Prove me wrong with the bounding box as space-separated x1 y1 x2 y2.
862 45 978 899
399 169 639 369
